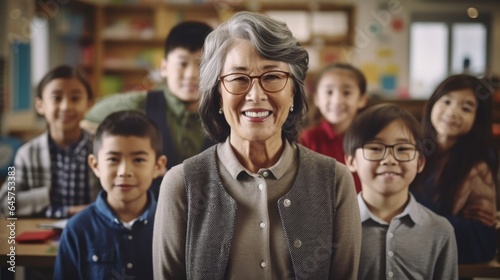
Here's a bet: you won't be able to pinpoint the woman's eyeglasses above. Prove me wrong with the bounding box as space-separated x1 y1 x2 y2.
219 70 291 95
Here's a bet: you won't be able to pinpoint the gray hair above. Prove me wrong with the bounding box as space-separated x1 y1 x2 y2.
199 11 309 143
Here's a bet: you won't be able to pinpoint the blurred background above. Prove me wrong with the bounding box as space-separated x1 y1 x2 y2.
1 0 499 140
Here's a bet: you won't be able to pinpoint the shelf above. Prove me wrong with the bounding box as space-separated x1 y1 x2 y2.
102 37 164 44
103 66 151 74
77 1 158 10
81 64 94 71
70 0 355 97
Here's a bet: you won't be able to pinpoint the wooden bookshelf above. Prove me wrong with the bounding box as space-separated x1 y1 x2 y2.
67 0 355 97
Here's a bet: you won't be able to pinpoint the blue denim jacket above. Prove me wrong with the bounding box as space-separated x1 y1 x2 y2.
53 190 156 280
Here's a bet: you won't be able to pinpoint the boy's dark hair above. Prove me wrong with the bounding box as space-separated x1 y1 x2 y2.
344 103 424 156
316 63 367 94
37 65 93 100
164 21 213 56
93 111 163 159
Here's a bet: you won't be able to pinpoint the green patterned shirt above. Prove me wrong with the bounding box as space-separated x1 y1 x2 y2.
84 87 204 161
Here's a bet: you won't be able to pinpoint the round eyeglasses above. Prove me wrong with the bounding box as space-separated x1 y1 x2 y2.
219 70 291 95
362 142 418 162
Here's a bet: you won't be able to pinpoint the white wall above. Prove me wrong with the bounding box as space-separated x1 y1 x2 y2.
347 0 410 98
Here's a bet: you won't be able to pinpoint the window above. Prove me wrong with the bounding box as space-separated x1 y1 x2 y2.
409 23 448 99
451 23 487 75
409 13 490 98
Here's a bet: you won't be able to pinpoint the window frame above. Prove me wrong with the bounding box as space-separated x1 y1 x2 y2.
409 12 491 97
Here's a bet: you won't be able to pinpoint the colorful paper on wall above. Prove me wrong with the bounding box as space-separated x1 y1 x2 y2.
360 63 378 84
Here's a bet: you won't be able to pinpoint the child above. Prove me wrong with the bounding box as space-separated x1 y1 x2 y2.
300 63 368 193
82 21 214 171
53 110 167 279
0 65 99 218
412 74 498 264
344 103 458 279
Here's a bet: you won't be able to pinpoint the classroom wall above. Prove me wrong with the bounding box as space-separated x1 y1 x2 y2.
408 1 500 75
1 0 499 134
2 0 37 136
349 0 410 98
348 0 500 99
0 0 6 134
493 9 500 75
0 1 6 57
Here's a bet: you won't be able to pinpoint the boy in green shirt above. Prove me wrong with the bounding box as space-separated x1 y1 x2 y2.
82 21 213 172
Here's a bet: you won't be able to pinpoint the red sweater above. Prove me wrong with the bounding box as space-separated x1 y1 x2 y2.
300 119 362 193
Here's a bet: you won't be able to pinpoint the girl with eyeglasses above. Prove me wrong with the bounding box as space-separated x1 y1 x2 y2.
412 74 499 264
344 103 458 279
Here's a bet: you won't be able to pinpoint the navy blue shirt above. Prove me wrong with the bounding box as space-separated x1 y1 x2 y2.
412 185 497 264
53 190 156 280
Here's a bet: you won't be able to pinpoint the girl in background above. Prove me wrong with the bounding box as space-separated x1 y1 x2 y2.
300 63 368 193
412 74 498 264
0 65 99 218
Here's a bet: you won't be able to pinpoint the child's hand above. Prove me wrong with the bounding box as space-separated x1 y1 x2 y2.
462 205 497 227
68 204 89 216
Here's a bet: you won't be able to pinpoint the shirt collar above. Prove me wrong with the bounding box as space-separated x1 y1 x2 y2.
49 130 89 154
320 119 342 140
403 193 425 224
95 190 157 227
163 86 198 119
218 137 297 180
357 192 423 225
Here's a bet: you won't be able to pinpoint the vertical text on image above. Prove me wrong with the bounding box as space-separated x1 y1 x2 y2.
6 166 17 272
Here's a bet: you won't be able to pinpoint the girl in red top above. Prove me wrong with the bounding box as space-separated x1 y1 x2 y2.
300 63 368 193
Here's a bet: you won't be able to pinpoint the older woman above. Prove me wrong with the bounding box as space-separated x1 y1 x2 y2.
153 11 361 279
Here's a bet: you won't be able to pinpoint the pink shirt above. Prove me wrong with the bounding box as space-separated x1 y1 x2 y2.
300 119 362 193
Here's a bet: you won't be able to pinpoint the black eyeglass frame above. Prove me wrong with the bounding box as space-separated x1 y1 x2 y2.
361 142 418 162
218 70 292 95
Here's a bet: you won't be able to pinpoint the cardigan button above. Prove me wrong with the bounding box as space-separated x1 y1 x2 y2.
92 255 99 262
283 199 291 207
293 239 302 248
260 261 267 268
